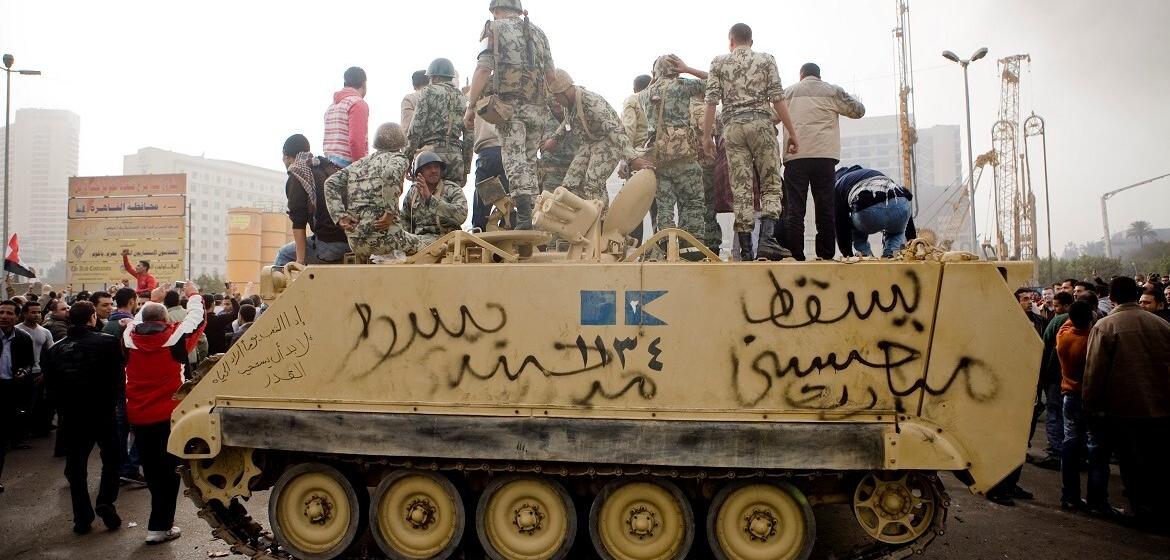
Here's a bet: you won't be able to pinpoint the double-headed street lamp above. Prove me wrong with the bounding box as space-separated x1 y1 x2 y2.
3 54 42 294
942 47 988 255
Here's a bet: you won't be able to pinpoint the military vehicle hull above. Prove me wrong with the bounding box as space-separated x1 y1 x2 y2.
173 259 1039 560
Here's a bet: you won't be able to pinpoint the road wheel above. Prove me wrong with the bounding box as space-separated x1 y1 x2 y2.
268 462 363 560
589 477 694 560
370 470 464 560
707 481 814 560
853 471 940 544
476 475 576 560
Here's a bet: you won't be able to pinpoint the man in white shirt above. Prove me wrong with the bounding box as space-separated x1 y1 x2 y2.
15 301 53 437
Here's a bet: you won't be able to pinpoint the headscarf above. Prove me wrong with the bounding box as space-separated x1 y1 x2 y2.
288 152 317 212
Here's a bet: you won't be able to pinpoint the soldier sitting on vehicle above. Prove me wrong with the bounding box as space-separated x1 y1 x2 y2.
402 151 469 245
324 123 426 261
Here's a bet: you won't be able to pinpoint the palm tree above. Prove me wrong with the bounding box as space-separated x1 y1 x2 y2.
1126 220 1157 248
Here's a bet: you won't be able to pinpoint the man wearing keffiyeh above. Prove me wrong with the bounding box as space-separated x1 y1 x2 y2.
274 134 352 266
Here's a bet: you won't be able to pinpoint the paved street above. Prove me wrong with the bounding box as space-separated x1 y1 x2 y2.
1 431 1167 560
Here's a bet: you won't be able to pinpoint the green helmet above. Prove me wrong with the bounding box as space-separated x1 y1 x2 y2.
489 0 523 12
427 58 457 79
413 151 448 175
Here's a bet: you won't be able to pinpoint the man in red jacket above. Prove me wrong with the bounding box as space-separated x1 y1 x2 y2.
122 287 205 544
121 249 158 297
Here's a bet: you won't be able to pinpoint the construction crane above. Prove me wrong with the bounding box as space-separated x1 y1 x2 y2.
990 54 1032 260
1101 172 1170 257
893 0 917 205
919 150 996 251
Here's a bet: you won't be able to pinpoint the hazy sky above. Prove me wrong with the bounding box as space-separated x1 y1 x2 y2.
3 0 1168 253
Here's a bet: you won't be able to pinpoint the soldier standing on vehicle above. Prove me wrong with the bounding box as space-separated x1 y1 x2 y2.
701 23 798 261
542 70 651 206
642 55 708 242
324 123 426 259
622 75 652 149
400 70 428 135
691 94 723 253
408 58 473 187
538 102 579 197
402 151 469 244
464 0 557 230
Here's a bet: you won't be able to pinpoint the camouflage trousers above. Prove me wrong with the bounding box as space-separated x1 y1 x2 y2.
430 145 468 188
347 219 425 260
564 139 621 205
699 162 721 249
653 159 706 242
497 102 551 198
540 163 580 197
723 117 783 232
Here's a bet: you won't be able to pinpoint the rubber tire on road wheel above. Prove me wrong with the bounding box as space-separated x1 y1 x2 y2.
268 462 364 560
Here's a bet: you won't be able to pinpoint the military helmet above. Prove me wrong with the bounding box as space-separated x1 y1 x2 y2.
413 151 448 175
546 69 574 95
489 0 523 12
427 58 457 79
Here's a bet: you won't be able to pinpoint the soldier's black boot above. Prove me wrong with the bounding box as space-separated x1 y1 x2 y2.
514 194 534 230
737 232 755 261
756 218 792 261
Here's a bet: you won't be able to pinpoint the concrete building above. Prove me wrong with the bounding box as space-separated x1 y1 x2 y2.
0 108 81 273
123 148 286 277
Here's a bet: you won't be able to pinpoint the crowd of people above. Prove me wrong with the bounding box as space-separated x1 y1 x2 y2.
271 0 918 268
997 274 1170 532
0 276 267 543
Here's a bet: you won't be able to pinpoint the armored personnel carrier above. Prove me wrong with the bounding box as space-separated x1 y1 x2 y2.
170 170 1040 560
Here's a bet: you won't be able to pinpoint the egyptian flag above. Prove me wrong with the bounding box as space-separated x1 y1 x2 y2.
4 234 36 278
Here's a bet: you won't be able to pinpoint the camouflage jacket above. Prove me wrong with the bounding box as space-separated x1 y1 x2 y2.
554 87 635 160
401 180 468 237
477 16 555 103
705 46 784 124
324 149 411 224
408 82 471 162
645 77 705 135
540 114 578 170
621 93 649 148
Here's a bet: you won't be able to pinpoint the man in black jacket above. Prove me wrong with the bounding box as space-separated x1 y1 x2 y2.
273 134 351 266
0 299 35 493
41 301 126 534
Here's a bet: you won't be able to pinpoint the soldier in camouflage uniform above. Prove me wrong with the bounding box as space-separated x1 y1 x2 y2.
642 55 708 243
538 102 580 197
324 123 425 259
464 0 556 230
690 98 723 253
401 151 469 244
543 70 648 205
701 23 799 261
408 58 472 187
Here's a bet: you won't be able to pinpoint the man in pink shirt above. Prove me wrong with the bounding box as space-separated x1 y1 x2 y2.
323 67 370 168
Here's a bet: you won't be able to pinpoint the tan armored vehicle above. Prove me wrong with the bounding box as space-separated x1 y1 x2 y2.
171 171 1040 560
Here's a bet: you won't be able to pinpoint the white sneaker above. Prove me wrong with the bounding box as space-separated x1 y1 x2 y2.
145 526 181 544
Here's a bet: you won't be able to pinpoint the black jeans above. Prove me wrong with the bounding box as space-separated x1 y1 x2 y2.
472 147 509 230
782 158 838 260
1108 416 1170 523
133 421 180 531
62 410 121 525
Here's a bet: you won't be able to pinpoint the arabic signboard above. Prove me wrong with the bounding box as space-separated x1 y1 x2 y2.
67 216 186 242
68 195 186 219
67 174 188 287
68 259 185 284
68 174 187 198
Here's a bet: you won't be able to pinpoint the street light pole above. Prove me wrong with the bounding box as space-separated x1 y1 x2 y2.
2 54 42 296
943 47 988 255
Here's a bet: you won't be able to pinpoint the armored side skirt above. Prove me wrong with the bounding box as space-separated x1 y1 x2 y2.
219 407 886 471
